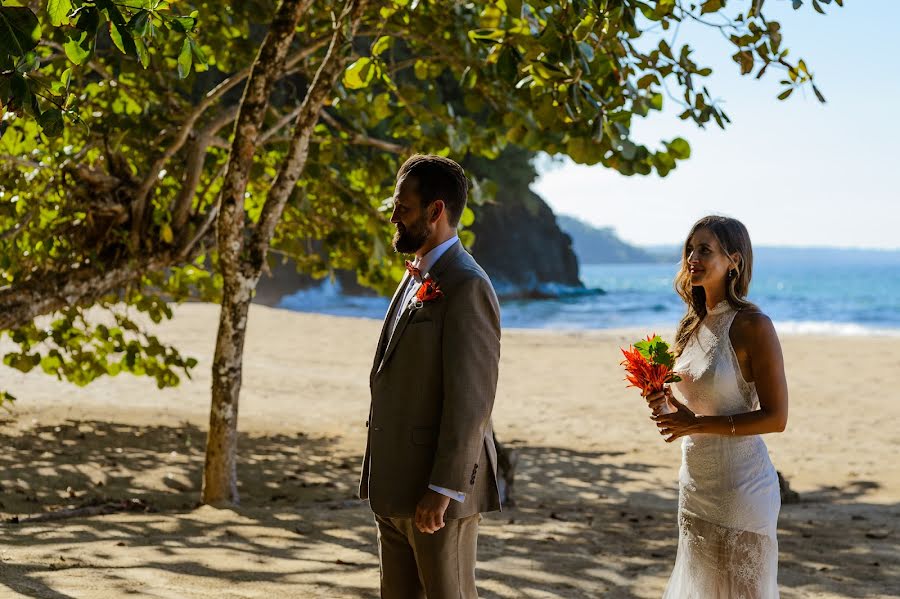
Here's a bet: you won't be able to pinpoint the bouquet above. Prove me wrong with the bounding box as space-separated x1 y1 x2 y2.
620 334 682 415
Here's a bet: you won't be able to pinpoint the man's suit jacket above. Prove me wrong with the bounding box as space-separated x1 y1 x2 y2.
359 240 502 520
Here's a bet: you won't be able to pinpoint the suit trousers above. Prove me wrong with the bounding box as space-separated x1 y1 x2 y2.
376 513 481 599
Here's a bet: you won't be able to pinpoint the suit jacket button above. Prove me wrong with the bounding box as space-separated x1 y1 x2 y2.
365 420 369 428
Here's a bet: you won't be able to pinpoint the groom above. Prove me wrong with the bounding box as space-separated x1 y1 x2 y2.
360 154 502 598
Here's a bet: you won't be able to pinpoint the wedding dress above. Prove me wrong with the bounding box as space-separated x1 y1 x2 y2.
663 301 781 598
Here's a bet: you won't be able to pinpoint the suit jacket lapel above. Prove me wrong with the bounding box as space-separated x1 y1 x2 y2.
374 240 465 375
371 272 412 379
378 279 421 373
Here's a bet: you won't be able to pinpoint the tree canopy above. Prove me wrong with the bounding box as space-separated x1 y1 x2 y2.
0 0 840 407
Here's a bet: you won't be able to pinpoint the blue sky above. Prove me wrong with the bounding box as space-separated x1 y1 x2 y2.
532 0 900 250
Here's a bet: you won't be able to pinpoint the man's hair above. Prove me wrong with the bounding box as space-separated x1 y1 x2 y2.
396 154 469 227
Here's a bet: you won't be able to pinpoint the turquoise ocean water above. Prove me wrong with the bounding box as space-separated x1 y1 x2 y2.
280 248 900 335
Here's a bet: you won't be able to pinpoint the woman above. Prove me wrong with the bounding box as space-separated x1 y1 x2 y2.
647 215 788 598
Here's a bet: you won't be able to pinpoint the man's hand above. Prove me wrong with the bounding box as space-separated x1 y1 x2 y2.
415 489 451 534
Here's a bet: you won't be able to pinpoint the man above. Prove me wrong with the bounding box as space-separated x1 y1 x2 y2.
360 154 502 598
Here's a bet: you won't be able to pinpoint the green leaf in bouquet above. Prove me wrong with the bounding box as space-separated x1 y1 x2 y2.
633 338 654 360
634 335 677 368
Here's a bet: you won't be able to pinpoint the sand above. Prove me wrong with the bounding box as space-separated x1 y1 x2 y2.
0 303 897 598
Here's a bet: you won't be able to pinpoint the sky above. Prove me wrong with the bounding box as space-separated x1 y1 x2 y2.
532 0 900 250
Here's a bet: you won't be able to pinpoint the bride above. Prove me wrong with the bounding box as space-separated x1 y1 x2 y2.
646 215 788 598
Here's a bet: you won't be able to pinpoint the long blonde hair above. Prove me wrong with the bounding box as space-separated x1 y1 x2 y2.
674 216 757 355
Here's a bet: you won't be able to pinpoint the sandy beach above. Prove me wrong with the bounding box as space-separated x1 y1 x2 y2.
1 303 897 598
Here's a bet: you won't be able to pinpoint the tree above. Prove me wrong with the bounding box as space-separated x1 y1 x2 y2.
0 0 841 503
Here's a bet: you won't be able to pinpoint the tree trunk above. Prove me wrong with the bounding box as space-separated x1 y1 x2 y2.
201 0 310 505
203 269 257 504
201 0 365 505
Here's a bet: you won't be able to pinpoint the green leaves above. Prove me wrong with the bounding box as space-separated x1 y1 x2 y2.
343 57 377 89
665 138 691 160
63 7 99 65
63 35 91 64
700 0 726 15
48 0 74 27
468 28 505 44
1 307 199 390
128 10 151 37
371 35 393 57
2 1 210 139
413 59 429 80
0 6 41 56
633 335 679 372
177 37 193 78
572 14 595 41
170 11 200 34
37 109 64 137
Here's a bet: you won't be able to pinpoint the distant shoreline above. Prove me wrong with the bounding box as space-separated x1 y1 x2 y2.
272 302 900 338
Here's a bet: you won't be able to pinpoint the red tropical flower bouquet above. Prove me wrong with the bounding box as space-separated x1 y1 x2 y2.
620 334 682 415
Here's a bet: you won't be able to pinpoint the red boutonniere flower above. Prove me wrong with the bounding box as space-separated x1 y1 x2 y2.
414 275 443 307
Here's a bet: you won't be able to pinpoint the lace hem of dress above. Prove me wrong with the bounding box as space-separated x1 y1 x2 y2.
663 513 779 599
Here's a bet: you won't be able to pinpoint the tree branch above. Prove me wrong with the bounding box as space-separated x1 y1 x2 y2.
130 0 324 250
177 203 219 262
217 0 313 289
171 106 241 237
318 110 406 154
0 254 175 332
247 0 368 273
0 212 34 241
0 156 42 169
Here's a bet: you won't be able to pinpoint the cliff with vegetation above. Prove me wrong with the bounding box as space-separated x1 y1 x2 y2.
256 148 585 304
466 148 584 299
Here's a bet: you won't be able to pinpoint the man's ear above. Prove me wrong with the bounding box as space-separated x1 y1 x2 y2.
429 199 446 224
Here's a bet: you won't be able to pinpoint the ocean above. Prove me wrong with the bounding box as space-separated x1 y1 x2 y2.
279 248 900 336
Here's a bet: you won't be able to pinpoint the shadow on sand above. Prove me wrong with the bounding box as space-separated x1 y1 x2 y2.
1 422 897 598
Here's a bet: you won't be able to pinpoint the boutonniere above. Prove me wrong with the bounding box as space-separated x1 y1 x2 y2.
411 274 443 309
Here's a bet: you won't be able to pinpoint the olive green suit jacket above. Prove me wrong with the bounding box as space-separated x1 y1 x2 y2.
359 241 502 519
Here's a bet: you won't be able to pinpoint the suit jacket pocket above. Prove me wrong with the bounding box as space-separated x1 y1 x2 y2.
407 315 433 326
411 426 436 446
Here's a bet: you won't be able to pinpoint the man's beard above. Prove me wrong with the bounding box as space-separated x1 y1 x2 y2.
392 216 430 254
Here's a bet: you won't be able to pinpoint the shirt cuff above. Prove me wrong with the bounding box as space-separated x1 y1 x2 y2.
428 484 466 503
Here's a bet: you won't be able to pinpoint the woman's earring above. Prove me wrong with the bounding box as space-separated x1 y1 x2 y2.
728 269 736 279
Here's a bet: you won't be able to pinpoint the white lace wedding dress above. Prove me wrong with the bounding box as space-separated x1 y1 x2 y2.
663 301 781 598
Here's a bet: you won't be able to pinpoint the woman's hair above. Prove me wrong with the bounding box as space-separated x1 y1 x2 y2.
673 215 757 355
